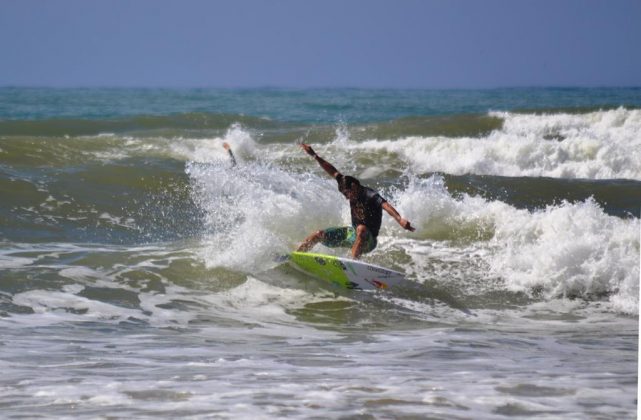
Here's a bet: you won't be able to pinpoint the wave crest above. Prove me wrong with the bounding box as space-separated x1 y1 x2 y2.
354 108 641 180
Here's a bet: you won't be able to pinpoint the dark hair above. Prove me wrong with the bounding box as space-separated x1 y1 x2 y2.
338 175 360 190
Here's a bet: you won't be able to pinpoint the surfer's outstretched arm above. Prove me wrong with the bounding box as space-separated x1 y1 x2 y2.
382 202 416 232
300 143 341 179
223 142 237 167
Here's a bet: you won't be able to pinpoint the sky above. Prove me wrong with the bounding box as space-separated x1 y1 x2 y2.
0 0 640 88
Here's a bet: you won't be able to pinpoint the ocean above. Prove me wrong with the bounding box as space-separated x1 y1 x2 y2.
0 87 639 418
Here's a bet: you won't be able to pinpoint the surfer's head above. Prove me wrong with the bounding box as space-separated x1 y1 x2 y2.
337 175 361 200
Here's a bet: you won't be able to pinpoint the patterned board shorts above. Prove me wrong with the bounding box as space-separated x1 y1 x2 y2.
321 226 377 254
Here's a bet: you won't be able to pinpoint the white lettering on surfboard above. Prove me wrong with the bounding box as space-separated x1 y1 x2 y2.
365 265 397 276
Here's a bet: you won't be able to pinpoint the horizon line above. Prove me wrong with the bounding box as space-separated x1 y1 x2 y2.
1 84 641 91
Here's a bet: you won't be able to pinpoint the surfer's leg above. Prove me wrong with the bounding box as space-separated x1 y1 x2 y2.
321 226 355 249
351 225 368 259
297 230 325 252
351 225 377 259
298 227 354 252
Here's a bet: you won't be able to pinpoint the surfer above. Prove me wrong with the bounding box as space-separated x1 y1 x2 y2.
297 143 415 259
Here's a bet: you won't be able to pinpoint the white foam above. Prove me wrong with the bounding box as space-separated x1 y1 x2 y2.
0 254 34 269
201 276 330 320
168 123 259 164
352 108 641 180
383 174 509 241
381 175 640 314
186 158 346 272
489 198 639 314
185 132 640 314
178 119 640 315
98 212 137 229
11 290 141 322
59 266 101 280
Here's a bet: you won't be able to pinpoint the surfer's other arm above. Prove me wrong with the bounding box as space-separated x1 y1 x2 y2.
300 143 341 179
382 201 416 232
223 142 237 167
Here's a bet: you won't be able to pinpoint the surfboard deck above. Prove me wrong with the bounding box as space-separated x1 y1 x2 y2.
286 251 408 291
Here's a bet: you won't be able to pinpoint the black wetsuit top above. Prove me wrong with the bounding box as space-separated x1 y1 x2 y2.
338 182 387 238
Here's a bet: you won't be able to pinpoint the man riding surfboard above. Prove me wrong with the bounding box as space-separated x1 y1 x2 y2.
297 143 415 259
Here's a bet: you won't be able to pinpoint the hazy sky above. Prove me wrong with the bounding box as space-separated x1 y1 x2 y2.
1 0 639 88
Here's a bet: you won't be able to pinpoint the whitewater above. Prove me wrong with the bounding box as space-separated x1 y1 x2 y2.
0 88 638 418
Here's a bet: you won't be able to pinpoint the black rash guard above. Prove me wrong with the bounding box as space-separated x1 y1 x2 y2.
337 181 387 237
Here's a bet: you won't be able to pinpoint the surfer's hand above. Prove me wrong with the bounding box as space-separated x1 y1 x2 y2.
300 143 316 157
223 142 231 151
400 218 415 232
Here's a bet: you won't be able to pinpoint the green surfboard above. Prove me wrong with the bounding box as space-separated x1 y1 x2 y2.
288 252 408 291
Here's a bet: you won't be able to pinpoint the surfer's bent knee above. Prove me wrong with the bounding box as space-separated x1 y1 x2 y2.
355 224 368 238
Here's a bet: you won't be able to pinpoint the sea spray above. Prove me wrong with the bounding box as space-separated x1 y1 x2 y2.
186 160 345 272
167 123 260 164
385 174 501 242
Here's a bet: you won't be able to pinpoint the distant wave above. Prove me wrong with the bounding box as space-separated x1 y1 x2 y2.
351 108 641 180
